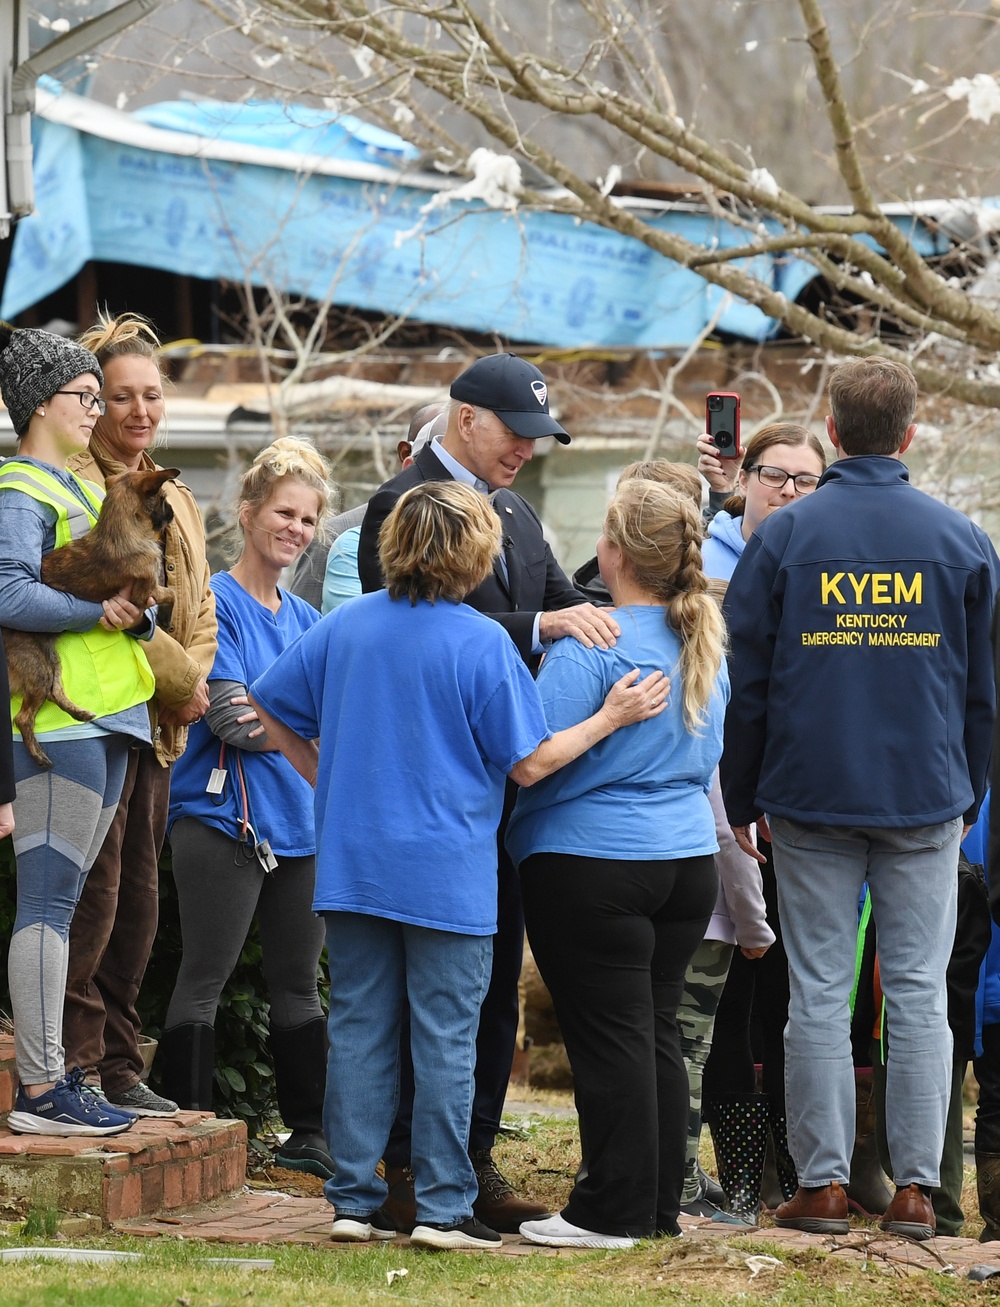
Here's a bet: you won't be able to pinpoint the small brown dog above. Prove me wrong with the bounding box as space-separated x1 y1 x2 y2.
3 467 180 767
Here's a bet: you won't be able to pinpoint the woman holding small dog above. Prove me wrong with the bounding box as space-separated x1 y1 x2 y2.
61 313 218 1122
0 324 157 1137
160 436 335 1180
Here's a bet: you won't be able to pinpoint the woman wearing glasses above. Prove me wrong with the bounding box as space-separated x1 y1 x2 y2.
700 424 826 581
691 422 826 1223
0 325 157 1137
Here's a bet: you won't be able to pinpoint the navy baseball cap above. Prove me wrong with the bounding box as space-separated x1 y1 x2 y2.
450 353 571 444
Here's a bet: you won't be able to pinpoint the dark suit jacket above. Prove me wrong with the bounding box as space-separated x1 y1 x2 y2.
357 445 580 665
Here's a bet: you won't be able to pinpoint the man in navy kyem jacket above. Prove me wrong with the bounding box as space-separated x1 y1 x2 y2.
721 357 998 1241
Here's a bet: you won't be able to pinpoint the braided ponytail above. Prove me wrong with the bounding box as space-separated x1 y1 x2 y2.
605 480 726 731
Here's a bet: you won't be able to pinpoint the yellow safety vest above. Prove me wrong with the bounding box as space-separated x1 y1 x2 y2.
0 459 155 736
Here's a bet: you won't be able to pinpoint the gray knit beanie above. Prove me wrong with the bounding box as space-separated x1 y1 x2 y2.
0 323 103 437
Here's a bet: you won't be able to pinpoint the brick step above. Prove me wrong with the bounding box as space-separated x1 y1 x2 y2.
0 1033 247 1226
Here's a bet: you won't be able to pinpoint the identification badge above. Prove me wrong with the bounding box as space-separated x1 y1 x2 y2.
256 839 279 873
206 768 227 795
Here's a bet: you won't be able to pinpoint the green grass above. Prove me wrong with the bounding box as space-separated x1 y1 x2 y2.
0 1106 993 1306
0 1234 989 1307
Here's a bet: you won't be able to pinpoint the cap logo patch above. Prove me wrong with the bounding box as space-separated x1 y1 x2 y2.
531 380 547 406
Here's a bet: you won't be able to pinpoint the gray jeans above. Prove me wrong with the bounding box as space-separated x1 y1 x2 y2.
769 814 962 1190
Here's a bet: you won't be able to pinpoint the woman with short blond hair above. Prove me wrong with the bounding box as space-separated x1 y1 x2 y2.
250 479 666 1251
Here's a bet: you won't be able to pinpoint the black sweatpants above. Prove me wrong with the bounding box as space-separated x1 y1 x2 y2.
521 851 717 1239
703 840 789 1104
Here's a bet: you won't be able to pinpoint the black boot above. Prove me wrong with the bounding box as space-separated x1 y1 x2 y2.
767 1106 799 1204
704 1095 769 1227
269 1018 335 1182
978 1152 1000 1241
156 1023 215 1111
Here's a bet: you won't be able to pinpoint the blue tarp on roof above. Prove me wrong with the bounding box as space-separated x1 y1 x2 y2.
133 98 420 165
0 85 954 347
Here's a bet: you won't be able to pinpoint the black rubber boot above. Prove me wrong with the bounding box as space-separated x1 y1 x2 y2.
156 1023 216 1112
703 1095 769 1227
767 1107 799 1204
269 1018 335 1181
978 1153 1000 1241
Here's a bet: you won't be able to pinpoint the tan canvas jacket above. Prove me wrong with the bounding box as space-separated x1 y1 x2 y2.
67 443 218 766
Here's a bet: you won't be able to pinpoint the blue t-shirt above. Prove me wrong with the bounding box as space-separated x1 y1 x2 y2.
168 571 320 856
250 590 550 935
321 525 362 614
506 605 728 865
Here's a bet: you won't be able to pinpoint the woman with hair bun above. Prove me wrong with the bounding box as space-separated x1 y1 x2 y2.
160 436 335 1180
506 480 730 1248
62 312 217 1122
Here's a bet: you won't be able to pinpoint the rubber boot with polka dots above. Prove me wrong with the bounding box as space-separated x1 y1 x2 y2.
767 1106 799 1203
703 1095 769 1227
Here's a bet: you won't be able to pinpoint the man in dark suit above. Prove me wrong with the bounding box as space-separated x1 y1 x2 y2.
358 353 620 1231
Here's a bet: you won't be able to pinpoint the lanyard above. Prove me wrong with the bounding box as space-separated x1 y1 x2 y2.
208 741 278 873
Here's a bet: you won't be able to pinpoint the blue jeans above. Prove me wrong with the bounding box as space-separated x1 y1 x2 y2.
322 911 492 1225
769 815 961 1190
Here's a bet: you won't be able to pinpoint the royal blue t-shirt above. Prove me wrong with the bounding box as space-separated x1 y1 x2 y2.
168 571 320 856
506 604 728 866
250 590 550 935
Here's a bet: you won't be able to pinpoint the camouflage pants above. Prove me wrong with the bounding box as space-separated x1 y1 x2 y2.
677 939 734 1202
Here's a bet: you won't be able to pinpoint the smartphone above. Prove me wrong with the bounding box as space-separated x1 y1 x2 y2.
706 391 741 459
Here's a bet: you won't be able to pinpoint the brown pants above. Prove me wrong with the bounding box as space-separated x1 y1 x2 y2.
63 747 170 1095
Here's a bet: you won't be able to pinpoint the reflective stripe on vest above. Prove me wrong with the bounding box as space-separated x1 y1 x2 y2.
0 459 155 735
0 460 104 544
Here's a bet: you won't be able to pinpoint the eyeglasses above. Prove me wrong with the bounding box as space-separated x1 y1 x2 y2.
747 464 821 494
54 391 106 416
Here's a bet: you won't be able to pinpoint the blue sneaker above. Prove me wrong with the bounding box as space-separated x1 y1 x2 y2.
8 1067 135 1136
79 1079 138 1124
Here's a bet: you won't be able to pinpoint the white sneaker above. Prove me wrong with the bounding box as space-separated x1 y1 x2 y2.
519 1213 636 1249
330 1209 397 1242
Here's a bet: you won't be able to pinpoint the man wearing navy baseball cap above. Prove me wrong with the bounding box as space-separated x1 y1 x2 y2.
356 352 621 1237
448 352 571 445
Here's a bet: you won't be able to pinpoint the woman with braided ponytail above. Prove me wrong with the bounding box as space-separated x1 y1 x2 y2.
507 480 729 1249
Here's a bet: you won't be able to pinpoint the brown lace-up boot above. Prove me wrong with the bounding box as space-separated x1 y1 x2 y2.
470 1149 551 1233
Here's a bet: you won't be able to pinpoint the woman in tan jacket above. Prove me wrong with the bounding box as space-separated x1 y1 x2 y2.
62 312 217 1117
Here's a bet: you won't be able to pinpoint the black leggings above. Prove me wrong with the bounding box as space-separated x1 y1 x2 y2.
521 851 717 1238
165 818 325 1032
703 840 789 1106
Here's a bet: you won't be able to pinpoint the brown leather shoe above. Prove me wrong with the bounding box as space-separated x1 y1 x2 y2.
774 1182 850 1234
470 1149 552 1234
380 1165 416 1234
879 1184 936 1240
